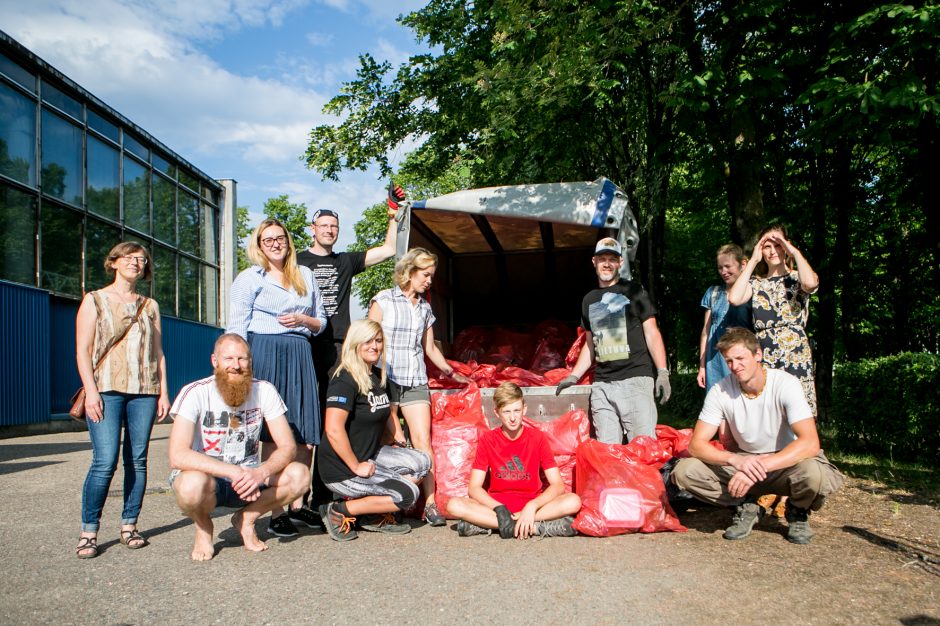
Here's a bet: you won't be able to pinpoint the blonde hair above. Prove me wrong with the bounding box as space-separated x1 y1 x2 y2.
716 243 746 264
333 319 387 394
247 219 307 296
394 247 438 290
493 382 524 411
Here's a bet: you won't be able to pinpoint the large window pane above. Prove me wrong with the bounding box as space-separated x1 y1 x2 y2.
0 183 36 285
179 168 199 193
123 155 149 233
178 190 200 255
202 265 218 325
153 152 176 179
0 81 36 186
41 82 81 120
152 246 176 315
178 256 199 321
41 109 82 206
84 218 122 292
153 173 175 244
40 204 82 296
0 52 36 93
202 203 218 264
88 109 119 143
87 136 119 221
124 133 148 161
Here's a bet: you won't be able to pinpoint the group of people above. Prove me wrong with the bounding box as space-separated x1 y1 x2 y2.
73 192 842 560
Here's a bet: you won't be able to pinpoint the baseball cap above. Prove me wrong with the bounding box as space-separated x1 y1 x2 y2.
311 209 339 223
594 238 622 257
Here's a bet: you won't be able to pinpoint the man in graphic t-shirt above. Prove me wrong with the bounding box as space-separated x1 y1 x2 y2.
167 334 309 561
556 238 671 444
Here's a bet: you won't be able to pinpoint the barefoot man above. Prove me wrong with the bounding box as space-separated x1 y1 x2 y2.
168 333 309 560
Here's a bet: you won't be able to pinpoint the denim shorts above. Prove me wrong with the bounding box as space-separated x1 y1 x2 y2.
169 470 269 509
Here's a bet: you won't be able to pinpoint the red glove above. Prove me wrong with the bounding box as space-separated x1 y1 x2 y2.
387 182 405 217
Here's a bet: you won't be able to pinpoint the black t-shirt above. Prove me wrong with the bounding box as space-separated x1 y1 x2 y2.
318 367 391 484
580 279 657 382
296 250 367 343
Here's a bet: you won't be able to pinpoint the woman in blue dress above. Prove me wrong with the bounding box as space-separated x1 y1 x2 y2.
697 243 752 391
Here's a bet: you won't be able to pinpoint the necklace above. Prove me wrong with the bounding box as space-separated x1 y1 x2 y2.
107 287 138 304
741 366 767 399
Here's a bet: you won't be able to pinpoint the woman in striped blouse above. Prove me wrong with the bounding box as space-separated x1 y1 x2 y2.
228 219 327 537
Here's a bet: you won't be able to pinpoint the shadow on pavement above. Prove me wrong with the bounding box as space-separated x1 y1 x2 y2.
0 460 64 475
0 441 90 462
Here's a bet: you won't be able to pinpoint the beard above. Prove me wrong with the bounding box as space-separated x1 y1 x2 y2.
214 365 253 408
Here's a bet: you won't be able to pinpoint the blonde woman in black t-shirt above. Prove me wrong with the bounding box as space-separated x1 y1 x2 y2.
317 320 431 541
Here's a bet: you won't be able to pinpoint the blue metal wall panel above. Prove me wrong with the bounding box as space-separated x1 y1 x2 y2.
161 316 222 401
0 280 51 426
49 297 81 413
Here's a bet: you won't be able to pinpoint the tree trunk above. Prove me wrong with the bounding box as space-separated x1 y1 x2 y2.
725 106 765 245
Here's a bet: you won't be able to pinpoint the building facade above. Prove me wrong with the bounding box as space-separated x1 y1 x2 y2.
0 31 234 428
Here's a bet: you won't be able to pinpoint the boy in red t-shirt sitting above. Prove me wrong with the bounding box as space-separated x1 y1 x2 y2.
447 382 582 538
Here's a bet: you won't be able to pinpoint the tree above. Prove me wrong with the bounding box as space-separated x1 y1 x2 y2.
262 194 312 251
235 205 251 272
349 202 396 310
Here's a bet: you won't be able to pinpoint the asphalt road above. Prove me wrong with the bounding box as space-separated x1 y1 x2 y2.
0 424 937 625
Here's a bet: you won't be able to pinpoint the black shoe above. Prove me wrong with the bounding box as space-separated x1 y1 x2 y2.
784 502 814 544
723 501 764 540
322 502 358 542
288 506 324 530
360 513 411 535
456 520 491 537
423 502 447 527
493 505 516 539
536 516 577 537
267 513 299 537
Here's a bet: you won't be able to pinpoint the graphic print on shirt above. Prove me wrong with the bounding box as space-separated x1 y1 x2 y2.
310 264 340 316
495 455 530 481
588 292 631 362
200 408 263 466
367 390 390 413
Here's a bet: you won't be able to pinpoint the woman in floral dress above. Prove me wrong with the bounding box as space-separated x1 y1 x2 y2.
728 225 819 415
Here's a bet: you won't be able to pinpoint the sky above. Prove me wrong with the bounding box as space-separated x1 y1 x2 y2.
0 0 430 251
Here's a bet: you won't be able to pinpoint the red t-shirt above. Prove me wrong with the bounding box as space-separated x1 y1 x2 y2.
472 425 557 513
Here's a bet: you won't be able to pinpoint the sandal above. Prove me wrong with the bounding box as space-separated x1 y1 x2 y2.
76 536 98 559
119 528 148 550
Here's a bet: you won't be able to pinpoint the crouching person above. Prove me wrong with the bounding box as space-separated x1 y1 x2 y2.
168 334 309 560
318 320 431 541
448 382 581 539
671 328 843 544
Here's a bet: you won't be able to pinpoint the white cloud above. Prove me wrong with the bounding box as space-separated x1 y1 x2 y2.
305 31 335 47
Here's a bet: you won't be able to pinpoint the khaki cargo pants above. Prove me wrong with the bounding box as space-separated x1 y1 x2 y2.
672 451 844 511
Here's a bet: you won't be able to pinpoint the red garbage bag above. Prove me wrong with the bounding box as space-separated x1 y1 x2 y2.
654 425 694 458
427 358 476 389
493 366 548 387
573 439 686 536
452 327 492 363
430 385 488 518
620 435 674 470
565 328 588 368
528 338 566 374
524 409 590 492
487 328 535 367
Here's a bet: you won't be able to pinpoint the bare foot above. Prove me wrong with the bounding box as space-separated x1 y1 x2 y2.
232 509 268 553
190 535 215 561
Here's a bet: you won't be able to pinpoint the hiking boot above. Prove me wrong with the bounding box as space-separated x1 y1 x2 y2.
456 520 491 537
423 502 446 527
360 513 411 535
493 504 516 539
536 516 577 537
785 502 814 544
267 513 299 537
723 500 764 540
288 506 324 530
322 502 358 542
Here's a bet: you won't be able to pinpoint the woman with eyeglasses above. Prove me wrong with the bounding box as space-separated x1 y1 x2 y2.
228 219 327 537
75 242 171 559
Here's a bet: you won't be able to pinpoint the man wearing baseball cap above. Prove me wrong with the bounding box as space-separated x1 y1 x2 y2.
555 237 671 444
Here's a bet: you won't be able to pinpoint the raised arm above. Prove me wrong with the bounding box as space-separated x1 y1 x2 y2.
364 215 398 268
728 236 767 306
777 234 819 294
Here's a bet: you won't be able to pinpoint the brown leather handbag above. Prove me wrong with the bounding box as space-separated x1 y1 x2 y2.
70 298 147 421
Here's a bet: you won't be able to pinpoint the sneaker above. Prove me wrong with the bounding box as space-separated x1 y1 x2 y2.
493 504 516 539
287 506 324 530
423 502 446 527
723 500 764 540
456 520 491 537
322 502 358 542
536 516 577 537
360 513 411 535
267 513 299 537
785 502 814 544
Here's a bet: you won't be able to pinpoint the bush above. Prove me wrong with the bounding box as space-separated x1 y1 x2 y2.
657 372 703 429
831 353 940 464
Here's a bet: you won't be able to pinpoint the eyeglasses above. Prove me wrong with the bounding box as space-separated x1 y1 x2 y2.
122 255 148 265
260 235 288 248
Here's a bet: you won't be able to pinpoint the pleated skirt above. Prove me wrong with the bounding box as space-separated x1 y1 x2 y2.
248 332 320 445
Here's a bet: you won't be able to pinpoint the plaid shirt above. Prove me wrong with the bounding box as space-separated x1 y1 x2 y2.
371 286 436 386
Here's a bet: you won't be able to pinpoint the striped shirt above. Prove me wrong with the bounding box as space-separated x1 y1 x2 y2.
227 265 327 339
371 286 436 386
91 291 161 395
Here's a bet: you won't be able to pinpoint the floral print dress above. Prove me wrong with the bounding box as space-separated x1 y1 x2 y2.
750 271 817 415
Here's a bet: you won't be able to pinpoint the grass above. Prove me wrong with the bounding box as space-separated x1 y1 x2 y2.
825 450 940 506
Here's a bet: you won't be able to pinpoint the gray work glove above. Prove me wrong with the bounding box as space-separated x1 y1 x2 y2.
555 375 579 396
655 368 671 404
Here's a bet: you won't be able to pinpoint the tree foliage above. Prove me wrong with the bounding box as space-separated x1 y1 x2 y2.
262 194 312 251
235 205 251 272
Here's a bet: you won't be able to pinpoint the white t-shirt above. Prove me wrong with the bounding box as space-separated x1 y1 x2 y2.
698 368 813 454
170 376 287 468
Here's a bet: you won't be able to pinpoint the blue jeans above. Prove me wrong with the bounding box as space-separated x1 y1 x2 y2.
81 392 157 532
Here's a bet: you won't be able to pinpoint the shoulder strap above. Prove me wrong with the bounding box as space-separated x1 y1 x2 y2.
92 297 148 374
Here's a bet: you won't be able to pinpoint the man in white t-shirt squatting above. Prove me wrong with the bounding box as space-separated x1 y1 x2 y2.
671 327 843 544
168 334 310 561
